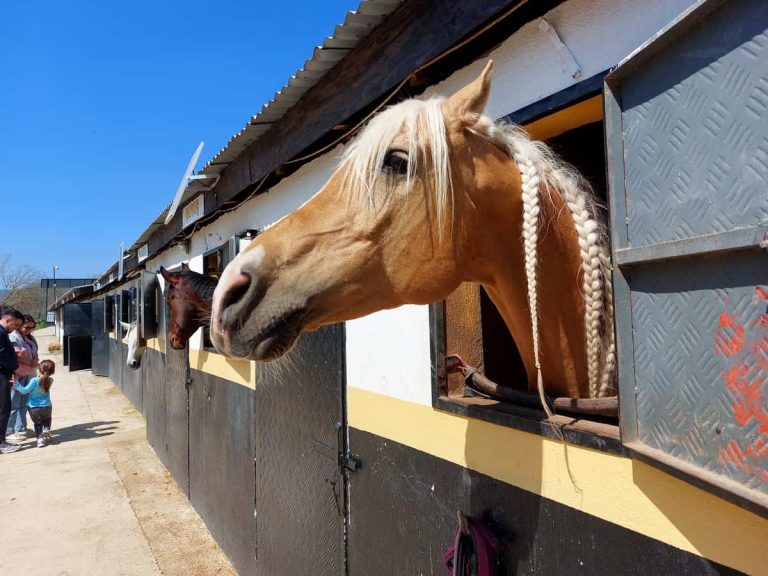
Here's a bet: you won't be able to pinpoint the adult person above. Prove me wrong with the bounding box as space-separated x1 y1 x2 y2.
7 314 39 439
0 307 24 453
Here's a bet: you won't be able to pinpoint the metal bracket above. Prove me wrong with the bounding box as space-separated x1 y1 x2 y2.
188 173 220 190
342 453 362 472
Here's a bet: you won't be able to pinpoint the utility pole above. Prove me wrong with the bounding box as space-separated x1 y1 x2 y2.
52 265 59 333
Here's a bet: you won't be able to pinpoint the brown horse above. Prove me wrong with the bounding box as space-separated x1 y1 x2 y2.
160 264 217 350
210 62 615 400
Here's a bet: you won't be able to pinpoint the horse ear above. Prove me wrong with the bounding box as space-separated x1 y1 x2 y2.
181 262 190 271
443 60 493 124
159 267 172 282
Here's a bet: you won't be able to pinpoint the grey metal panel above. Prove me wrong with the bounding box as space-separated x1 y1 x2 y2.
606 0 768 514
164 339 189 495
91 299 109 377
620 0 768 248
188 371 256 576
143 347 167 468
109 335 122 391
120 341 143 411
631 251 768 494
254 325 345 576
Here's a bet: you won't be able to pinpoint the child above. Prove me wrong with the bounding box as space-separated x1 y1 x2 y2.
13 359 55 448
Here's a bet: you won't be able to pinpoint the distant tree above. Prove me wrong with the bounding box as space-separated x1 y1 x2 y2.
0 255 44 319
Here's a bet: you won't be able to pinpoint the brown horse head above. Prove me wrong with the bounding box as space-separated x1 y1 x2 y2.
210 62 615 399
160 264 217 350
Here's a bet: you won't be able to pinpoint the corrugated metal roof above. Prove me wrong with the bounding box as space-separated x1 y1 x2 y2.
126 0 402 257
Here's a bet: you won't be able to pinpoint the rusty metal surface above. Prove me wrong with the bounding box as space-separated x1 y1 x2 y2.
254 325 345 576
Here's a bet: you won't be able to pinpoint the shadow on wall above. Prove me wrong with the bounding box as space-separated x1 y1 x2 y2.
464 417 544 575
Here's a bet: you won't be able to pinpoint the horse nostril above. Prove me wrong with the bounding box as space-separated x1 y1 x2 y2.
221 271 252 312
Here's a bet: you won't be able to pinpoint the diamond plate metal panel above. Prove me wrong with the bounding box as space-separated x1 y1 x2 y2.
622 0 768 247
607 0 768 514
254 324 345 576
632 252 768 493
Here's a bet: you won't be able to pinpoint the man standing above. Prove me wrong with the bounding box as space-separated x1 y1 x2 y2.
0 307 24 453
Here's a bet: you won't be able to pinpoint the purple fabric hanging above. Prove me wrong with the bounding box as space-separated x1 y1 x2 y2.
444 514 498 576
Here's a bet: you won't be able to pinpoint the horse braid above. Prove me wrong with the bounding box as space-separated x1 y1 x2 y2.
556 172 605 398
516 153 559 425
598 250 617 396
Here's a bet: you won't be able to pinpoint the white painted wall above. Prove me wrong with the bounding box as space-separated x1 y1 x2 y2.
143 0 696 404
424 0 698 120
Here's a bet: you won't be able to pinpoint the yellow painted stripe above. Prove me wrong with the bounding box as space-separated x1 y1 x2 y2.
348 387 768 575
524 95 603 141
146 337 163 352
189 348 256 390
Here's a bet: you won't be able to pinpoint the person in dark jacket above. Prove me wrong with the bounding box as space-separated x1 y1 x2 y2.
0 307 24 453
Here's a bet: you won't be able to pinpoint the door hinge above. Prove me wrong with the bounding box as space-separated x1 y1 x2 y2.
341 452 362 472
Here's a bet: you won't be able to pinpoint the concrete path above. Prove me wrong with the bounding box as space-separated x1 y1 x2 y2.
0 328 236 576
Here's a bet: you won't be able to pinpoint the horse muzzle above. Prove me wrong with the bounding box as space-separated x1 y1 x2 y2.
211 266 307 361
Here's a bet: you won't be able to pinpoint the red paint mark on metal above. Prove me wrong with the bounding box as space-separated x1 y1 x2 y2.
724 362 764 426
714 312 745 357
714 298 768 485
754 337 768 370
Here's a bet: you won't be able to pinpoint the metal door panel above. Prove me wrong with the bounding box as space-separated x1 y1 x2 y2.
91 299 109 377
619 0 768 248
189 372 256 575
254 324 345 576
143 348 167 467
606 0 768 515
67 336 92 371
163 307 189 495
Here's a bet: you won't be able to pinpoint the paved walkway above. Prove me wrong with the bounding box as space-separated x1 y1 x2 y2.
0 328 236 576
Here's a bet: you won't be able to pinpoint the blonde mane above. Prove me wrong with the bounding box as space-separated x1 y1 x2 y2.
341 97 616 399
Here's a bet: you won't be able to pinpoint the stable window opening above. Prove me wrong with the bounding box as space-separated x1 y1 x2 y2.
433 92 621 450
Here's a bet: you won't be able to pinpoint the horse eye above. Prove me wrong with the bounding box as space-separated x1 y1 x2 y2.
381 150 409 175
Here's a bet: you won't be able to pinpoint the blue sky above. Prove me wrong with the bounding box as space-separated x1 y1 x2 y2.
0 0 357 282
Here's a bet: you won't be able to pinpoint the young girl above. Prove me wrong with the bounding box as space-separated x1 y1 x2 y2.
13 359 55 448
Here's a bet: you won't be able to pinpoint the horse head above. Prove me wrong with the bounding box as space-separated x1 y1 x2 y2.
120 320 144 370
160 264 216 350
210 62 615 399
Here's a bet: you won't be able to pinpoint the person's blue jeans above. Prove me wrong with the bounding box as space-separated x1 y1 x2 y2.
6 377 29 435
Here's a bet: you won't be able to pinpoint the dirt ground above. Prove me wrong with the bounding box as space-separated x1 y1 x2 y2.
0 327 236 576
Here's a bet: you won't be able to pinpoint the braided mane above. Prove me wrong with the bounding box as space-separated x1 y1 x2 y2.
342 98 616 398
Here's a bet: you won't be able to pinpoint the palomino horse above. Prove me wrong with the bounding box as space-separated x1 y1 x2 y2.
210 62 615 400
120 321 144 370
160 264 217 349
